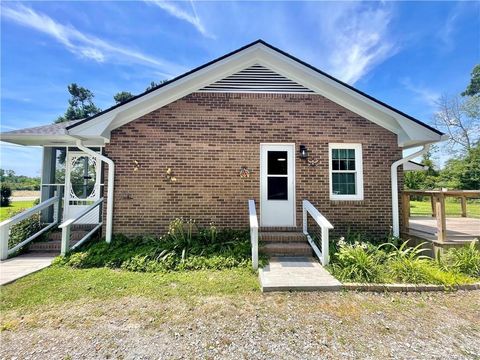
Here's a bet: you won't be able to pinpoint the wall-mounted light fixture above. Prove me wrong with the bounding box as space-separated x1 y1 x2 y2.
299 145 308 159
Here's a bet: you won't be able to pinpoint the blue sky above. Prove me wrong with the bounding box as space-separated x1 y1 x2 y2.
1 1 479 177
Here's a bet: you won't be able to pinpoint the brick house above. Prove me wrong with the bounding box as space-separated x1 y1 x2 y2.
1 40 444 262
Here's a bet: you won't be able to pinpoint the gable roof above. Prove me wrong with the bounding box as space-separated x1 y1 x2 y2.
2 40 444 148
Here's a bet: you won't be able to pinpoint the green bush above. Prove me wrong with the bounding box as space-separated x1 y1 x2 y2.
329 240 386 283
54 219 264 272
441 241 480 278
329 234 478 286
1 184 12 207
8 210 43 250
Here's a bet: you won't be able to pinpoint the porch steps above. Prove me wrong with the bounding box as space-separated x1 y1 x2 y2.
260 228 313 257
28 224 99 253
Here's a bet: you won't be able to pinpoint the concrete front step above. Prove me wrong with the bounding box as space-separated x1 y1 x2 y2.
259 256 342 292
260 231 307 243
261 242 313 256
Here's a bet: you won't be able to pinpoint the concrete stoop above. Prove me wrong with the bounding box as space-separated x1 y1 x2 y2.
259 256 342 292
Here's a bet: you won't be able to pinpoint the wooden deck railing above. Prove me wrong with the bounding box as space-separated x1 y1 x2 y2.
402 190 480 242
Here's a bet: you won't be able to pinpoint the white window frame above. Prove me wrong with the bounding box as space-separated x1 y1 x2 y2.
328 143 364 201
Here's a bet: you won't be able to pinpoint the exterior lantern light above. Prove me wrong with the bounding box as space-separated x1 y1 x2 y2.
299 145 308 159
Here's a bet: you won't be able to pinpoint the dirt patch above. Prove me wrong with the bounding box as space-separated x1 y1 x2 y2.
1 291 479 359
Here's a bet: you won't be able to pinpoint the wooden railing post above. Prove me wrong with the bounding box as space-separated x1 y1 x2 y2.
435 194 447 242
460 196 467 217
401 192 410 234
430 195 436 217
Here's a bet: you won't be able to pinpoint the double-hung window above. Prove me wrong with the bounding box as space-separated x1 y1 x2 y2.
329 143 363 201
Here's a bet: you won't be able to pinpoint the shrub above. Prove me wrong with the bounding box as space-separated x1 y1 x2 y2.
55 219 263 272
1 184 12 207
329 240 385 283
8 210 43 249
329 237 478 286
441 241 480 278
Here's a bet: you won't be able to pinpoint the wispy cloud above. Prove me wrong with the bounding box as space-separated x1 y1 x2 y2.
437 7 460 52
401 78 440 108
1 3 185 76
318 4 396 84
147 0 214 39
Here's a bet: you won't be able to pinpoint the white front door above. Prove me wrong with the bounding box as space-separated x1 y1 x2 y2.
260 144 295 227
64 151 101 224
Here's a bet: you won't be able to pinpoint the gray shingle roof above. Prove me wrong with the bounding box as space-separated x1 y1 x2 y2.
1 119 82 136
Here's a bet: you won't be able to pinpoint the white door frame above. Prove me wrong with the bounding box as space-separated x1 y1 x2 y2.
260 143 296 227
64 149 102 223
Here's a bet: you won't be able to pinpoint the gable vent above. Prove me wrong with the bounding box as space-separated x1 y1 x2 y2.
198 64 314 93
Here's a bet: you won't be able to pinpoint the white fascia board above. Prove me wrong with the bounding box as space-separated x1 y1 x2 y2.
0 135 106 146
67 113 115 138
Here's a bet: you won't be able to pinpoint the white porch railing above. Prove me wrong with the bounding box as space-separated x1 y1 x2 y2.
59 197 104 255
302 200 334 265
248 199 259 270
0 196 61 260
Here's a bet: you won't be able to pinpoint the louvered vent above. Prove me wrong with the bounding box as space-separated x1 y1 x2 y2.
198 64 314 93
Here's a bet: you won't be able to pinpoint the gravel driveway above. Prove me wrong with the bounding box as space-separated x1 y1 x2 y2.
1 290 479 359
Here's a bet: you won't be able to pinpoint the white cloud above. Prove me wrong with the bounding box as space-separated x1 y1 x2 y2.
147 0 214 39
1 4 185 76
401 78 440 108
318 4 396 84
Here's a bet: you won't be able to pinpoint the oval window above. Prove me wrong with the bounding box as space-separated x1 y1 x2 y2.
70 156 96 199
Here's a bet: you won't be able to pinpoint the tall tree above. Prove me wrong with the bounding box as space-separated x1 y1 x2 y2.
55 83 101 123
113 91 134 104
462 64 480 97
434 94 479 155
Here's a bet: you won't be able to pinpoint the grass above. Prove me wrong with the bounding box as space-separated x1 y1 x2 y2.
0 200 35 221
410 199 480 218
0 266 259 311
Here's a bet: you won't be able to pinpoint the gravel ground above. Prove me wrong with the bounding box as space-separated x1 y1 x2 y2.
1 290 479 359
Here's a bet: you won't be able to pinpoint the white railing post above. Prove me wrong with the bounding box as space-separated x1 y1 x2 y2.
0 225 10 260
303 202 307 234
251 227 258 270
302 199 333 266
322 227 330 265
61 225 71 256
248 199 259 270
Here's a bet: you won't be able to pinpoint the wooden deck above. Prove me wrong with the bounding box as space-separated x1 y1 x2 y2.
408 216 479 244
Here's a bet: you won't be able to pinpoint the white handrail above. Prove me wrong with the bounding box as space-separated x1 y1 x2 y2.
0 196 59 228
248 199 259 270
0 196 60 260
303 200 334 265
60 198 103 256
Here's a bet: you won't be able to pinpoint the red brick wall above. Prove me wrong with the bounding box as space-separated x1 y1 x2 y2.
104 93 402 238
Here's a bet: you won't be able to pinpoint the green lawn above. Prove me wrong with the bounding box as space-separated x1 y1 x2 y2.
410 199 480 218
0 267 259 311
0 200 36 222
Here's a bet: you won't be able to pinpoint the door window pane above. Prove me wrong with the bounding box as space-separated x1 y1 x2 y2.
268 151 288 175
267 177 288 200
